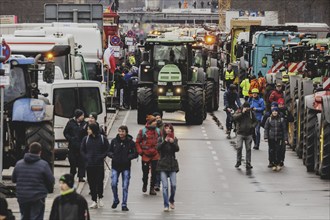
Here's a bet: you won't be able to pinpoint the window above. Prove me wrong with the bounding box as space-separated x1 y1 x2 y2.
79 87 102 115
4 67 26 103
53 88 77 118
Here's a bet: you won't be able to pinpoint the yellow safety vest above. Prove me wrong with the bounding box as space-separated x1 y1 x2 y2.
109 81 116 97
240 78 250 97
225 70 235 80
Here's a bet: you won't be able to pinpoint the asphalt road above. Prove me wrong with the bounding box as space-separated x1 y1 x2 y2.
82 105 330 220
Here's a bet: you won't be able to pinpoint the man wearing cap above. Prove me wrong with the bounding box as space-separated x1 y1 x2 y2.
87 112 105 135
63 109 88 182
264 107 288 171
50 174 90 220
136 115 161 195
233 101 257 169
248 88 265 150
269 82 284 104
12 142 55 220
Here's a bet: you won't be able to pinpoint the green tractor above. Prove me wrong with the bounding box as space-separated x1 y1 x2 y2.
137 36 206 125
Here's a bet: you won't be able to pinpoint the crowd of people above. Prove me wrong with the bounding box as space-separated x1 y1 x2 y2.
224 64 293 171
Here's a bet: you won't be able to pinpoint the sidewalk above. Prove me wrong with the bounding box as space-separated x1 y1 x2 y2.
4 110 119 218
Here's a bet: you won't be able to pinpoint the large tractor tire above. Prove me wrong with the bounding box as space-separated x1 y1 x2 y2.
292 99 299 151
185 86 204 125
206 81 215 112
25 122 54 171
319 111 330 179
213 81 220 111
304 108 317 172
284 83 292 109
137 87 155 124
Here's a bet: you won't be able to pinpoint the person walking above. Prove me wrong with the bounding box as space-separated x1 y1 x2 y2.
264 107 288 171
81 123 109 209
63 109 87 182
248 75 259 97
49 174 90 220
269 82 284 103
224 84 242 138
12 142 55 220
233 102 257 169
108 125 138 211
87 112 105 135
157 123 179 212
257 71 266 96
240 75 250 101
136 115 161 195
153 112 164 191
248 88 265 150
224 64 235 90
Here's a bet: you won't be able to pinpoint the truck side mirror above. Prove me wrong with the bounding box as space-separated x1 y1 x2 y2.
74 56 82 72
43 62 55 83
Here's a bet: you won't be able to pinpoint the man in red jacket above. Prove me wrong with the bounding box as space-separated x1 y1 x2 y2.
269 82 284 103
136 115 161 195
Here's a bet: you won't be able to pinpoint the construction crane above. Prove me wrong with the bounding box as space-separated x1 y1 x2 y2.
218 0 231 31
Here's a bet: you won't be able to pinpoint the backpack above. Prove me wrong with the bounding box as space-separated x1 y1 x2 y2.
86 134 105 145
142 127 161 140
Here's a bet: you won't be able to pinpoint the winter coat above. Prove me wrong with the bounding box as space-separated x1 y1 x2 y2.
108 134 138 171
63 118 87 151
248 97 265 121
264 115 288 142
136 125 161 162
258 76 266 94
240 78 250 97
156 137 180 172
224 91 241 110
49 189 90 220
232 108 258 136
260 111 271 128
249 79 259 96
268 89 283 103
81 134 109 167
12 153 55 204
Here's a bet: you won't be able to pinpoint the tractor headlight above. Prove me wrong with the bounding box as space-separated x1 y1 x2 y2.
176 88 181 94
158 87 164 93
143 68 148 73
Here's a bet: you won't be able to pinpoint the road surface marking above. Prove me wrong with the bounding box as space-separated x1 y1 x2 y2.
211 151 216 155
122 109 131 125
203 133 208 136
208 146 213 150
213 156 218 160
215 162 221 166
217 168 223 173
206 141 211 145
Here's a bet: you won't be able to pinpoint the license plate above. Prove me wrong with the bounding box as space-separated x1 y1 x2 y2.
166 92 173 96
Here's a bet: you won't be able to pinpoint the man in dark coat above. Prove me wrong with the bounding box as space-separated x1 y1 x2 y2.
12 142 55 220
233 102 257 169
63 109 87 182
108 125 138 211
49 174 90 220
224 84 242 138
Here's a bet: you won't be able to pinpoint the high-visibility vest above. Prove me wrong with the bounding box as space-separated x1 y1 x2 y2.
240 78 250 97
225 70 235 80
109 81 116 97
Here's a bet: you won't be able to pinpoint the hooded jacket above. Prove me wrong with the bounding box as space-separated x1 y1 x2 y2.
224 90 241 110
269 89 283 103
232 108 258 136
81 134 109 167
136 124 161 162
156 137 180 172
264 115 288 141
248 97 265 121
108 134 138 171
49 189 90 220
12 153 55 204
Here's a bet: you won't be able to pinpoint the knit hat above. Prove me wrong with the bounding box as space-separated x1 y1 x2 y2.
152 112 161 117
278 98 285 105
74 109 84 118
59 174 74 188
271 107 279 112
146 115 156 124
89 112 98 120
271 102 278 107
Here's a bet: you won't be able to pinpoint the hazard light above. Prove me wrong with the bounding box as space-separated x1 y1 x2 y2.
46 53 54 61
204 35 216 45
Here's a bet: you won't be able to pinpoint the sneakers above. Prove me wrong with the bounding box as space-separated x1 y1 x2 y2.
154 186 160 192
253 146 259 150
149 187 157 195
276 166 282 171
235 161 241 168
246 163 253 169
279 162 284 167
272 166 277 171
89 201 98 209
164 207 169 212
111 201 119 209
142 184 147 193
98 198 104 207
78 178 86 182
122 206 129 211
267 163 273 168
170 202 175 209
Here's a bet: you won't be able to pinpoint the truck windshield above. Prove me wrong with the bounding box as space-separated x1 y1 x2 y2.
54 55 69 79
53 87 102 118
86 62 102 81
4 67 26 103
153 45 188 68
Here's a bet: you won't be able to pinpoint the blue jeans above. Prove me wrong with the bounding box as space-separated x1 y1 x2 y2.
254 121 261 147
160 171 177 208
111 169 131 207
19 198 45 220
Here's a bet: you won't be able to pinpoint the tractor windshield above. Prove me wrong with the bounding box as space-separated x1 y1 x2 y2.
153 45 188 68
4 67 27 103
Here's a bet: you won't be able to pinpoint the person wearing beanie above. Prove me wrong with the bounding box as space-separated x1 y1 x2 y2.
136 115 161 195
86 112 105 135
0 197 15 220
260 101 278 128
233 101 257 169
248 88 265 150
63 109 87 182
50 174 90 220
264 106 288 171
156 123 180 211
81 123 109 209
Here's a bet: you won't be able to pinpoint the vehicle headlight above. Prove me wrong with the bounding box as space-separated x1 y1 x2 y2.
158 88 164 93
144 68 148 73
176 88 181 94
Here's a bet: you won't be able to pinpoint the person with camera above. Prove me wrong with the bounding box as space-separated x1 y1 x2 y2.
232 102 258 169
224 84 242 138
